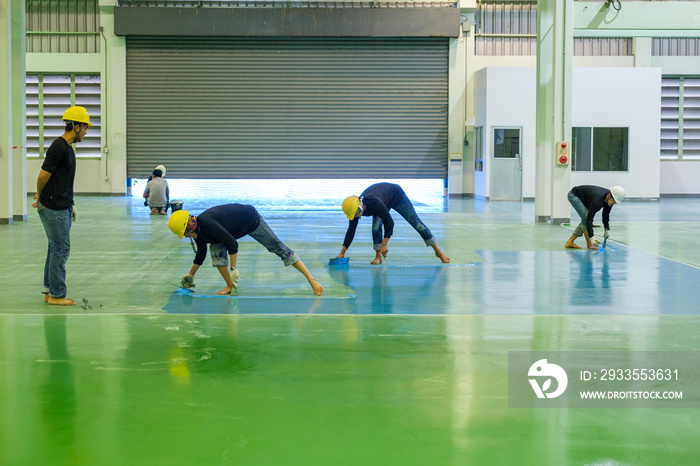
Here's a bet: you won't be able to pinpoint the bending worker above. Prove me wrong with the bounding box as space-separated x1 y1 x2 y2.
168 204 323 296
337 182 450 265
565 185 625 250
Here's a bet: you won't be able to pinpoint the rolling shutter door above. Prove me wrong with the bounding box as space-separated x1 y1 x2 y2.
126 37 448 179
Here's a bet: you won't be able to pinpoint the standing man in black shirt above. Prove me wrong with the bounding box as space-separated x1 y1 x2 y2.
565 185 625 250
31 106 91 305
168 204 324 296
337 182 450 265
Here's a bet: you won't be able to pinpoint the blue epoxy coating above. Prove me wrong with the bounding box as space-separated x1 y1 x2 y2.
165 244 700 315
347 262 478 268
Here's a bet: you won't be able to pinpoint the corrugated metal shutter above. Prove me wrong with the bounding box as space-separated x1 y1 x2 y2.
126 37 448 179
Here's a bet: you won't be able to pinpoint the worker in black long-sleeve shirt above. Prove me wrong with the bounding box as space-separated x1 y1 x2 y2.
337 183 450 265
565 185 625 250
168 204 323 296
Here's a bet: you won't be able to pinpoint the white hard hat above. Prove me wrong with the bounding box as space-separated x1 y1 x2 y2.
609 186 625 203
155 165 166 177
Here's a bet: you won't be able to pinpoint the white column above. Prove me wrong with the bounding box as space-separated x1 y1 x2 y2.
12 0 27 222
448 36 466 196
535 0 573 225
0 0 14 224
99 1 128 194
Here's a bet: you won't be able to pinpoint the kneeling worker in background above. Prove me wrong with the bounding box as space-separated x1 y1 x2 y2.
143 168 169 215
168 204 324 296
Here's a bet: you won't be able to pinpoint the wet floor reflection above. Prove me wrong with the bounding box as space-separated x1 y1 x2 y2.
40 316 78 463
164 247 700 316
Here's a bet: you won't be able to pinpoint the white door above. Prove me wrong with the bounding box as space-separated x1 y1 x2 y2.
491 127 522 200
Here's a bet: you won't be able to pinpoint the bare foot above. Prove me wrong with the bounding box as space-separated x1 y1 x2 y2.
309 279 324 296
437 252 450 263
45 295 76 306
565 241 581 249
587 244 599 251
217 286 233 295
370 258 382 265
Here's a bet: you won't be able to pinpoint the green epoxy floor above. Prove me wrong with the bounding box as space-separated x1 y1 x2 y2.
1 196 700 465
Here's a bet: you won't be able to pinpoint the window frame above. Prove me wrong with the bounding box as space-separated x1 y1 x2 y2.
572 126 629 173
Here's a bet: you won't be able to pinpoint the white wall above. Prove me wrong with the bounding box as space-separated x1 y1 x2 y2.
475 66 662 199
660 162 700 196
473 67 538 200
571 67 661 199
27 158 106 194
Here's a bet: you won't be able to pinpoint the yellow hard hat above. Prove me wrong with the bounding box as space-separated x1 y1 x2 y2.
168 210 190 239
342 195 360 220
62 106 92 126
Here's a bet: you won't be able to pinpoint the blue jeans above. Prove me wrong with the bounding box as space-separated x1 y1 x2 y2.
371 194 437 250
209 217 299 267
568 190 588 237
38 202 72 298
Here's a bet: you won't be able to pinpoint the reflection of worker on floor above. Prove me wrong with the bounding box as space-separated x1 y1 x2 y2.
337 182 450 265
168 204 323 296
41 315 78 462
567 250 613 307
565 185 625 250
328 261 447 314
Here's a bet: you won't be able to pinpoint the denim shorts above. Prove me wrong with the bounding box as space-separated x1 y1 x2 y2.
208 218 299 267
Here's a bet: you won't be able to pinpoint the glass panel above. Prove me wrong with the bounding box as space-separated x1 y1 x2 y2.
572 127 592 171
493 128 520 158
593 127 628 172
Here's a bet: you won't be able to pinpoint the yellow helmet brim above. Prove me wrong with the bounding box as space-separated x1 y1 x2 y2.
168 210 190 239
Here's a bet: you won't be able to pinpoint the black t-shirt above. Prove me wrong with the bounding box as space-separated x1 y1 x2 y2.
40 137 76 210
193 204 262 265
571 185 612 237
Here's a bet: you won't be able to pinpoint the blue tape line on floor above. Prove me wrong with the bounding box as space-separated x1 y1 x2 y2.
348 263 478 268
